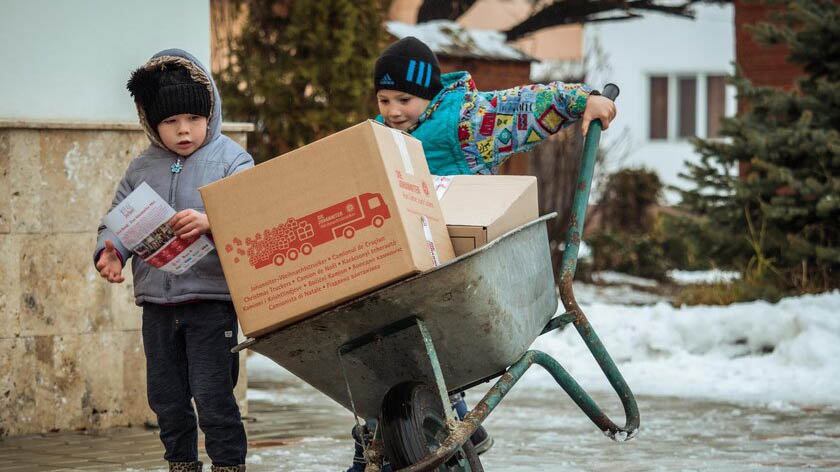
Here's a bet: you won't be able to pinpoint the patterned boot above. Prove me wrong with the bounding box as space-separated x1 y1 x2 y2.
346 423 367 472
169 461 203 472
450 393 494 455
210 465 246 472
346 421 392 472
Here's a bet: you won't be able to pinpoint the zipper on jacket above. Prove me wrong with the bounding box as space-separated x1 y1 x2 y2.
165 166 181 292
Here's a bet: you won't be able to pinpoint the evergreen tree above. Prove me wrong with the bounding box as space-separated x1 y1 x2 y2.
678 0 840 291
215 0 389 162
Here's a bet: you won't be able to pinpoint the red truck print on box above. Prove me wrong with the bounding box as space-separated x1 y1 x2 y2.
225 192 391 269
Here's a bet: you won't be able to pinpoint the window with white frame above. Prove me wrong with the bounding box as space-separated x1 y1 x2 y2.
649 74 728 141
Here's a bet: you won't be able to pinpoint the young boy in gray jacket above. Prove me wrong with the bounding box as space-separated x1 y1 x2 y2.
94 49 252 472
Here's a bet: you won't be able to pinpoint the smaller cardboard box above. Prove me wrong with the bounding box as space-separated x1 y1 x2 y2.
436 175 539 256
200 120 455 337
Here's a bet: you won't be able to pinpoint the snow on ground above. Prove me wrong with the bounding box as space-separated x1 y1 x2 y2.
248 287 840 409
562 240 592 262
591 271 659 288
592 269 742 287
573 281 668 305
527 290 840 408
667 269 741 285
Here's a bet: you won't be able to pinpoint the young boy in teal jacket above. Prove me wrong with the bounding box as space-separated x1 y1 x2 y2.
373 36 616 176
347 36 617 471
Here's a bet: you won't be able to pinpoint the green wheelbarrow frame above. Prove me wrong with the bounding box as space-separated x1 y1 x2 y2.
364 83 639 471
235 85 638 471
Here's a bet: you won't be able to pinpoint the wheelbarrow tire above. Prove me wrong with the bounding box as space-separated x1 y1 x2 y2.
380 381 481 471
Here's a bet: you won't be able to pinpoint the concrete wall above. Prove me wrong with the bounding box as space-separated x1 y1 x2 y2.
0 0 211 122
0 0 254 437
0 122 251 436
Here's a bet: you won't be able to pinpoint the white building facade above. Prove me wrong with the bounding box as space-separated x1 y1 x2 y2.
583 4 736 202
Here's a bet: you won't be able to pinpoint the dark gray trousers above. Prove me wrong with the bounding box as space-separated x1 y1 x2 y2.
142 301 246 466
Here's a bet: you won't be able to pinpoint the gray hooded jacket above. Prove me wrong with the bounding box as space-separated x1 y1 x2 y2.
94 49 254 305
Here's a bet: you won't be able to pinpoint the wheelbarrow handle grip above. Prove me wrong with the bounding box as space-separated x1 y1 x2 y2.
601 83 620 102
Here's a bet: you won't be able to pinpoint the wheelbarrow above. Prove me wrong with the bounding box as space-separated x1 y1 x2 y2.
233 84 638 471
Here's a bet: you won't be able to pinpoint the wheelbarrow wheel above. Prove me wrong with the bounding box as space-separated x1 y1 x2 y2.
380 382 482 471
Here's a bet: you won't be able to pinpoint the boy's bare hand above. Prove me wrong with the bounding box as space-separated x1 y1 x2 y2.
168 209 210 240
96 239 125 283
581 95 617 138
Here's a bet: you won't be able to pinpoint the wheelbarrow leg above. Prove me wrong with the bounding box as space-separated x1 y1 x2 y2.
337 317 456 427
338 317 481 472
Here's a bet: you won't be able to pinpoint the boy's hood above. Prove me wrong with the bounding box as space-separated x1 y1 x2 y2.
439 71 471 90
413 71 473 126
132 49 222 150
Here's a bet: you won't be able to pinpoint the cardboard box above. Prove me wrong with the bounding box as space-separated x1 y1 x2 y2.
435 175 539 256
200 120 455 337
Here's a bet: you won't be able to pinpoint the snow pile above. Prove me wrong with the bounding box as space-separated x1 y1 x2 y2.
527 290 840 407
667 269 741 285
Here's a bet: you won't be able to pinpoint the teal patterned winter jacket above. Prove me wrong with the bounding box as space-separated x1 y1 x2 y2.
377 71 592 175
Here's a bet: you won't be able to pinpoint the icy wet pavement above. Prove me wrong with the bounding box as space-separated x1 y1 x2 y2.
2 359 838 471
241 368 840 472
476 389 840 471
3 288 838 471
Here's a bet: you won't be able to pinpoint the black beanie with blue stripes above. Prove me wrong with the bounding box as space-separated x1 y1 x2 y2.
374 36 443 100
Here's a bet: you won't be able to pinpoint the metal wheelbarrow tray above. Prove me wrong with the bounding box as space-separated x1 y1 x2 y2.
237 213 558 420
